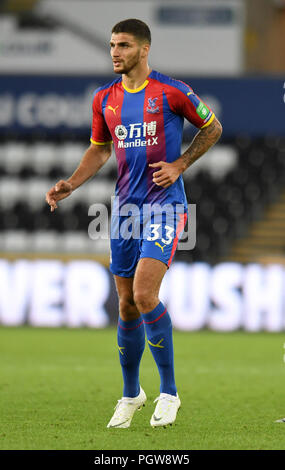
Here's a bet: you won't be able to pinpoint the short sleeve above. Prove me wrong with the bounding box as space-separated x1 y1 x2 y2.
90 89 113 145
166 80 215 129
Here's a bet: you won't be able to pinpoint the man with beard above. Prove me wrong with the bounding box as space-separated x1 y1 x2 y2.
46 18 222 428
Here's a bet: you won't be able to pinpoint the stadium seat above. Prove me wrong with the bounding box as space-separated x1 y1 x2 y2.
0 137 284 261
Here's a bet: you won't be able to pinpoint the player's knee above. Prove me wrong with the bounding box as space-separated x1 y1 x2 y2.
134 289 157 313
119 297 139 322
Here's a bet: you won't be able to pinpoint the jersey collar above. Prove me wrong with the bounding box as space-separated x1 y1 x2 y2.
122 79 149 94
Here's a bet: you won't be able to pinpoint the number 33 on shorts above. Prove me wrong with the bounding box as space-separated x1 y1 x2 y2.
141 214 187 268
147 224 175 246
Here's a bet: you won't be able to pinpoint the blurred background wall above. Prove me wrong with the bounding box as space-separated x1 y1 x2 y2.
0 0 285 330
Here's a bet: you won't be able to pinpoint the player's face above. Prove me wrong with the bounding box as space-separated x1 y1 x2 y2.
110 33 148 74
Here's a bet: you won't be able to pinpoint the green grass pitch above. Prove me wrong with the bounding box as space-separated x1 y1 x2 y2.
1 327 285 450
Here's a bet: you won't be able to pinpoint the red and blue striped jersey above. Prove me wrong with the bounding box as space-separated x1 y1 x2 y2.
90 70 215 213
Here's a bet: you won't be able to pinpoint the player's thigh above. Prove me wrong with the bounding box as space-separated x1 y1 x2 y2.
114 275 141 321
133 257 167 306
140 211 187 269
110 216 140 278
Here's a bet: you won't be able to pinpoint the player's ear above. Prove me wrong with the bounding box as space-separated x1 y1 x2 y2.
140 42 150 58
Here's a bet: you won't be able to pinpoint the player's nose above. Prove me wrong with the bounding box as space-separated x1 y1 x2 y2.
111 45 120 56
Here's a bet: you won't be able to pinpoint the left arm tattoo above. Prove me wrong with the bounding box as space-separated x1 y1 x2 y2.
176 117 223 173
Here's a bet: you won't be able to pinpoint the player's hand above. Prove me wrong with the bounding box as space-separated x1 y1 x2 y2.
45 180 73 212
149 161 182 188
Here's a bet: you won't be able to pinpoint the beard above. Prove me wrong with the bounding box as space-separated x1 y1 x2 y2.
113 50 141 74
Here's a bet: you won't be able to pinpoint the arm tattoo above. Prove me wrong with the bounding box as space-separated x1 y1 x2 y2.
178 118 222 172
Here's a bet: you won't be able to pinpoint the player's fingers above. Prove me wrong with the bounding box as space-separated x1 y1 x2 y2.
48 198 57 212
46 188 56 200
46 194 53 205
153 175 168 183
55 183 64 192
47 195 54 204
160 182 172 188
153 170 171 181
149 161 165 168
152 170 164 177
153 177 170 186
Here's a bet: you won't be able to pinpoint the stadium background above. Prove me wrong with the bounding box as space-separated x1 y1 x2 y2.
1 0 285 331
1 0 285 452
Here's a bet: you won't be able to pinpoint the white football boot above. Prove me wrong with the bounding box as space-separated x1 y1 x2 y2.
107 386 147 428
150 392 181 427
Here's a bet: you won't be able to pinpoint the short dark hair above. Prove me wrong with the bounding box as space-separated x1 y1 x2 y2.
112 18 151 44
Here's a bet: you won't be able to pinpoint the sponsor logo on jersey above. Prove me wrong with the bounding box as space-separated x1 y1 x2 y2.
146 97 159 114
115 124 128 140
196 101 210 120
107 105 119 115
118 138 158 149
115 121 158 148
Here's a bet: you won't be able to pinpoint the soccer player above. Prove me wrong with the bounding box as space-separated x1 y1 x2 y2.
46 18 222 428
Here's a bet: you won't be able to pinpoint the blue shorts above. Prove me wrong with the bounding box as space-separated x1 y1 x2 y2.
110 211 187 278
